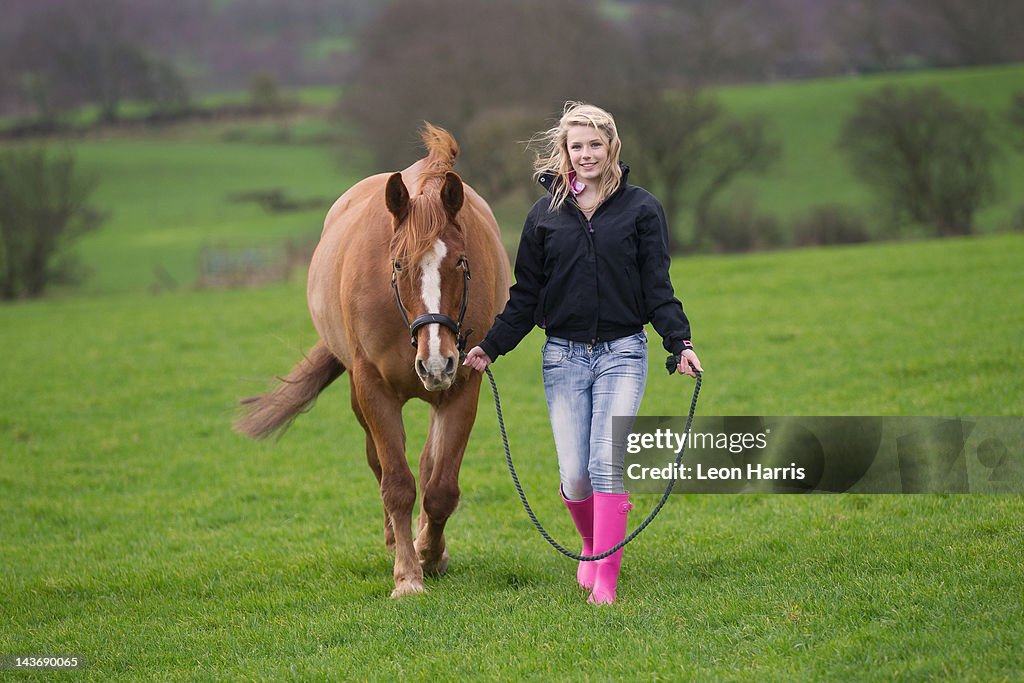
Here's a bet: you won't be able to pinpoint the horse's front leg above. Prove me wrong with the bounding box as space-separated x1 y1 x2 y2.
415 376 481 577
351 385 395 553
351 361 421 598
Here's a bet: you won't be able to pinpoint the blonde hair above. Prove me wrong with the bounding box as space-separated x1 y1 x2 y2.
532 101 623 212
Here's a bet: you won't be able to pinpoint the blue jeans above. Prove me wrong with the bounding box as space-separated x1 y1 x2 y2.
542 331 648 499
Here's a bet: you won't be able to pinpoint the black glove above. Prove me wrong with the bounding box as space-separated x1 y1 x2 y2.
666 353 700 376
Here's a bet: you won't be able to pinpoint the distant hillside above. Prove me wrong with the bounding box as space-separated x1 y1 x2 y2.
710 63 1024 235
1 63 1020 296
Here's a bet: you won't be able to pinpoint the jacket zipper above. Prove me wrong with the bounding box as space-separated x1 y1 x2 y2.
573 199 596 235
574 206 599 342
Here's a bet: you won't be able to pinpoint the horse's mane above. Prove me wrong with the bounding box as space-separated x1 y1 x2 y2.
418 122 460 188
391 123 461 268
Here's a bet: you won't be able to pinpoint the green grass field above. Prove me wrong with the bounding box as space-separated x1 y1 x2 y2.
2 233 1022 680
68 139 357 295
2 64 1023 680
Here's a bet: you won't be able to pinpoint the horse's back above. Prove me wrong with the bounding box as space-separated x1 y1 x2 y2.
320 174 389 237
308 173 393 365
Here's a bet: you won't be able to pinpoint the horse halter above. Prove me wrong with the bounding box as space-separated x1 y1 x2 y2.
390 255 473 356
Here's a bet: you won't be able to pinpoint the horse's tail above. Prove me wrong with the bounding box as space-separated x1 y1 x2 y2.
234 341 345 440
420 122 459 172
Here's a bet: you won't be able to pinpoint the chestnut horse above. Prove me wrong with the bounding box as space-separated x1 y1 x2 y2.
236 125 510 598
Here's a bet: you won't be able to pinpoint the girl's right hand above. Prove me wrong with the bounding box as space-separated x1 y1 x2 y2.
462 346 492 372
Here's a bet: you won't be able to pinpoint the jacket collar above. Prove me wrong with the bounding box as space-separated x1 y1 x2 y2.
537 161 630 196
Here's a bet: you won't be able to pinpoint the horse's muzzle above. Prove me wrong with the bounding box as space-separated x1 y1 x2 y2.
416 355 458 391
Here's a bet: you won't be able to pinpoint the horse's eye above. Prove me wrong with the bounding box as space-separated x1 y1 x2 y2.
393 260 403 272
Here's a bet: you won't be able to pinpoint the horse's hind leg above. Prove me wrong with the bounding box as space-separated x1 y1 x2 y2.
415 377 481 577
351 361 422 598
351 388 395 552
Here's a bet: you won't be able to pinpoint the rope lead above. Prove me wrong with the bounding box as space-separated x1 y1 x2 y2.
485 360 701 561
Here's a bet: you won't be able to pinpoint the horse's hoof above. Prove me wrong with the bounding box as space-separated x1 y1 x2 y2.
390 578 426 599
414 536 448 577
421 551 449 577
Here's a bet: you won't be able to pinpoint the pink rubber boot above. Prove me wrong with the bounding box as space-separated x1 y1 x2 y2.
587 492 632 605
561 489 596 590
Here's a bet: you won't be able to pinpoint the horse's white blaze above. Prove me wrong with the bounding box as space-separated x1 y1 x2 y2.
419 238 448 370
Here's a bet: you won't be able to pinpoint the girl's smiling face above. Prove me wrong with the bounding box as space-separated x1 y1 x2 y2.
566 125 609 182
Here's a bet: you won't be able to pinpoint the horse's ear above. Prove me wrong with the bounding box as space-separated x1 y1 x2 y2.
385 172 410 224
440 172 464 222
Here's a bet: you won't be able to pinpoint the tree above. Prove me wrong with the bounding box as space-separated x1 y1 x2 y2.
0 147 104 299
614 88 779 252
690 113 780 248
615 90 719 252
340 0 626 169
1010 92 1024 150
905 0 1024 66
826 0 926 71
839 86 999 236
9 0 192 123
458 106 545 203
626 0 798 85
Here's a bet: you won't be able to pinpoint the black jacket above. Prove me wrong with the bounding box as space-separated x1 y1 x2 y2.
479 163 691 360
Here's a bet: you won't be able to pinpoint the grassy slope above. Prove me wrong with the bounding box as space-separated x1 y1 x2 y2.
713 63 1024 232
5 64 1014 297
1 234 1022 680
71 138 357 295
